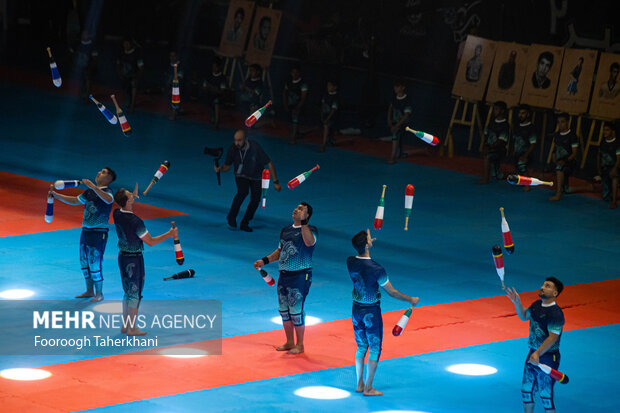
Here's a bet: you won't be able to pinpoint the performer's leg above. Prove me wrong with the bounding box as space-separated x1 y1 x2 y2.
352 302 369 392
549 167 565 201
276 276 295 351
127 255 146 336
288 271 311 354
88 230 108 302
363 304 383 396
521 351 537 412
76 230 94 298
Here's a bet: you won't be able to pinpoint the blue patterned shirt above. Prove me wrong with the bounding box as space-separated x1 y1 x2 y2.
526 300 564 352
77 187 113 229
113 209 148 253
347 256 389 304
278 224 317 272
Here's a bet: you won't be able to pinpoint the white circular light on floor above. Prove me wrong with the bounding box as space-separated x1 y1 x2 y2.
446 363 497 376
160 348 208 358
0 368 52 381
0 289 35 299
92 302 122 313
270 316 322 326
294 386 351 400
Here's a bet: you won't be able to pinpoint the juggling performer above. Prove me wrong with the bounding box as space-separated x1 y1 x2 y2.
253 203 317 354
215 130 281 232
48 167 116 302
113 184 178 336
348 229 419 396
506 277 565 413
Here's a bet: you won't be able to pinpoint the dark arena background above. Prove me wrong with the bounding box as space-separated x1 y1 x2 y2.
0 1 619 412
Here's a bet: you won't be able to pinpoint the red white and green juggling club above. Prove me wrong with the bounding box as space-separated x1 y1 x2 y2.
143 160 170 195
261 169 270 208
404 184 414 231
287 164 320 189
245 100 272 127
392 307 413 336
374 184 387 230
257 267 275 286
405 126 439 146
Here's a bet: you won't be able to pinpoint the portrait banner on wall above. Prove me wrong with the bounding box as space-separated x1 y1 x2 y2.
486 42 529 107
451 35 497 101
589 52 620 120
244 7 282 68
555 48 598 114
218 0 255 58
520 44 564 109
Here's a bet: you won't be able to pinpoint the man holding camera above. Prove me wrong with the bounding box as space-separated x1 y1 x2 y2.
214 129 281 232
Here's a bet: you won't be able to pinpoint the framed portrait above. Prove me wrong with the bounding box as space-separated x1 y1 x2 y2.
554 48 598 114
219 0 255 58
244 7 282 68
520 44 564 108
451 35 497 101
589 52 620 119
486 42 529 107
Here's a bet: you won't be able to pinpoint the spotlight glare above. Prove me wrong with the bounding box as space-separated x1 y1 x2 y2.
446 363 497 376
160 348 208 358
0 289 35 299
0 368 52 381
294 386 351 400
270 316 322 326
92 302 123 313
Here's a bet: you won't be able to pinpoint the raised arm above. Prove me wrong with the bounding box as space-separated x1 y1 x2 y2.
505 287 528 320
82 179 113 204
49 189 81 205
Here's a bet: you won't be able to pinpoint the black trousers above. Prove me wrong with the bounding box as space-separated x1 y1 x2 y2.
228 177 261 225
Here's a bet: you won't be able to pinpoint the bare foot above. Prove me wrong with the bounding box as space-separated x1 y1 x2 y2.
287 345 304 354
610 202 617 209
549 194 562 202
127 329 147 336
75 291 95 298
289 139 297 145
386 159 396 165
276 342 295 351
90 294 103 303
120 328 127 334
476 179 489 185
522 186 531 192
356 381 365 393
363 388 383 396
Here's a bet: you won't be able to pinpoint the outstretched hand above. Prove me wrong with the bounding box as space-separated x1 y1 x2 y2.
505 287 521 305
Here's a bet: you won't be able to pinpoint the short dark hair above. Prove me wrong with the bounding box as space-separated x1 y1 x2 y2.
300 201 313 221
235 7 245 18
518 104 531 113
104 167 116 183
603 121 615 131
393 77 406 87
114 188 129 208
557 112 569 121
291 63 301 72
352 230 367 254
250 63 262 73
538 51 554 66
494 101 507 111
545 277 564 296
611 62 620 72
